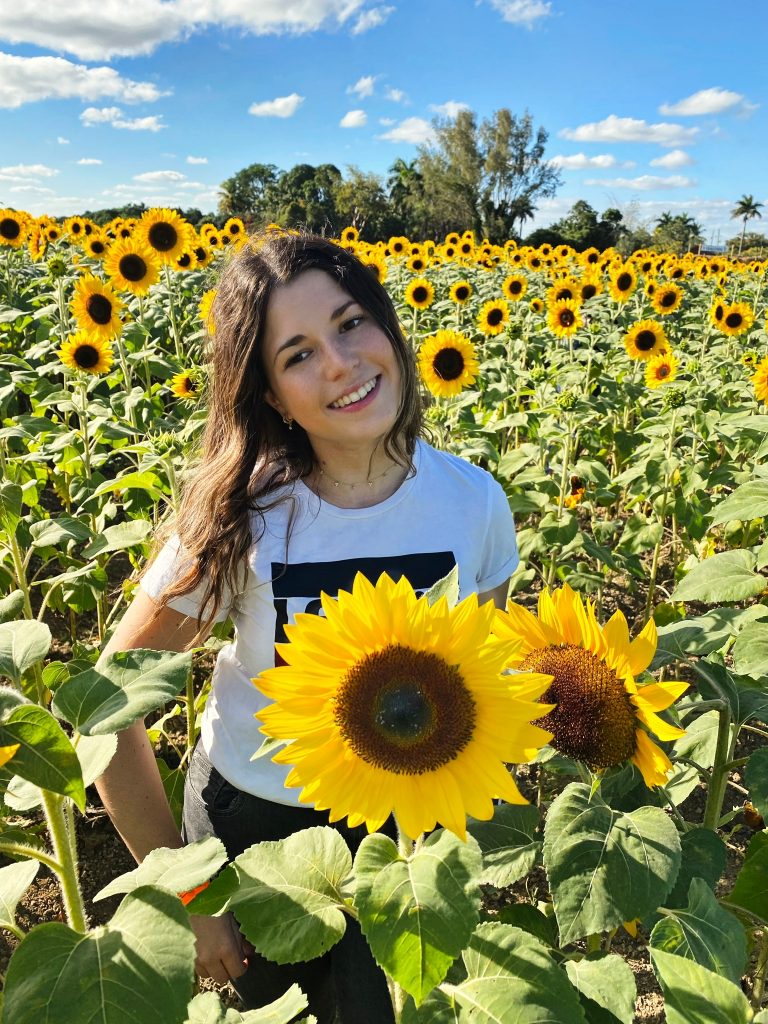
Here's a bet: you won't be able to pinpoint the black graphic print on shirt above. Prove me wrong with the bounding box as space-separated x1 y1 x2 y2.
271 551 457 650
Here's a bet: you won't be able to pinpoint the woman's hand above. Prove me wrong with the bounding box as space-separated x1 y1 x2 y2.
190 912 253 985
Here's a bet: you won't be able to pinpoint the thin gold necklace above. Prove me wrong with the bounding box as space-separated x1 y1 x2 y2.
317 463 393 491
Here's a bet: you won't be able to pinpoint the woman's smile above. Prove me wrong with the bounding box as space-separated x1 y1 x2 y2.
328 374 381 411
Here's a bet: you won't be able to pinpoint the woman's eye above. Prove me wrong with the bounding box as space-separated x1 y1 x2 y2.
285 350 309 367
341 315 364 332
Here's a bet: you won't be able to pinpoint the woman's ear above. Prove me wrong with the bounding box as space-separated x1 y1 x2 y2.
264 389 285 417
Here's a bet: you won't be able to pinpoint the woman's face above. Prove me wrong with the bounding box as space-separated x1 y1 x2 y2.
262 269 402 454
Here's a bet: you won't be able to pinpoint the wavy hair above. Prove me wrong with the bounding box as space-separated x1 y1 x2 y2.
137 230 425 647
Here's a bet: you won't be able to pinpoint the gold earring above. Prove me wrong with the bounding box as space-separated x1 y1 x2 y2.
282 414 294 430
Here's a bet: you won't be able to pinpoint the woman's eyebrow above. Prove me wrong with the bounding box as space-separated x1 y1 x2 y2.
273 299 358 365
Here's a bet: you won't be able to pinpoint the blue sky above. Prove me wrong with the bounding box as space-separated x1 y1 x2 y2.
1 0 765 244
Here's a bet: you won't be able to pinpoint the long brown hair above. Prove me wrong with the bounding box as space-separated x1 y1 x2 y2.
137 230 425 647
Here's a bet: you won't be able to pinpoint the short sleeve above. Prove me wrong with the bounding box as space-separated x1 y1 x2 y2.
139 534 234 623
476 478 519 592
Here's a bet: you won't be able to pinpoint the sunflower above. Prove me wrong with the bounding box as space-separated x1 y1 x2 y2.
361 254 388 284
577 276 602 302
44 224 62 244
623 320 669 361
547 299 583 338
608 265 638 302
717 302 754 337
530 297 544 314
64 216 86 242
224 217 245 240
104 238 161 296
418 330 479 398
478 299 510 336
169 370 199 400
135 208 192 264
84 233 108 259
70 275 123 341
174 250 196 271
27 226 47 261
388 236 409 258
404 278 435 310
493 584 688 788
57 331 114 375
503 274 527 302
645 351 678 389
407 254 427 274
650 283 683 316
199 288 216 333
752 357 768 403
547 279 578 304
340 225 359 245
0 210 27 248
449 280 473 304
742 350 758 369
255 572 554 840
445 232 461 246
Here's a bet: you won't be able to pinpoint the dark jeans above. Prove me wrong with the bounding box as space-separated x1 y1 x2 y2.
181 742 396 1024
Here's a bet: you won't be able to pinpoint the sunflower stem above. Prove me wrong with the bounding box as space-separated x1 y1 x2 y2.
41 790 88 933
164 262 183 360
702 703 734 832
751 926 768 1011
643 410 676 624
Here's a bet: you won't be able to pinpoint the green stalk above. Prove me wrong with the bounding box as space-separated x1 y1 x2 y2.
0 841 62 873
752 927 768 1012
391 819 416 1022
643 410 676 624
546 415 572 589
41 790 88 932
164 263 183 360
702 703 733 831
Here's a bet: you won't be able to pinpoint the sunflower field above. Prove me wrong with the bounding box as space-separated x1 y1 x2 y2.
1 206 768 1023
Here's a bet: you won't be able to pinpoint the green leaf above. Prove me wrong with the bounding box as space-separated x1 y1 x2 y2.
185 985 309 1023
2 886 196 1024
671 549 765 604
94 836 228 902
230 826 350 964
29 516 93 549
745 747 768 820
424 565 460 608
665 711 721 808
402 922 586 1024
663 828 726 909
724 830 768 923
649 948 752 1024
0 704 85 809
496 904 558 947
653 605 768 668
0 860 38 932
650 878 747 984
731 620 768 678
91 470 166 500
157 757 185 829
0 620 52 685
52 648 192 735
467 803 541 887
0 483 22 534
354 829 482 1004
74 732 118 788
708 480 768 525
81 519 153 558
564 952 636 1024
0 591 25 624
543 782 681 944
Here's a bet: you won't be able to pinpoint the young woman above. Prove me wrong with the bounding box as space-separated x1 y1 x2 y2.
95 231 519 1023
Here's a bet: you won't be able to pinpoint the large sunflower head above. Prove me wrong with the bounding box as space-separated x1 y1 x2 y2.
608 265 638 302
645 350 678 390
104 238 161 295
623 319 669 361
418 330 479 398
752 356 768 404
650 282 683 316
493 584 688 787
717 302 754 337
404 277 435 310
503 274 528 302
478 298 510 336
449 280 473 304
256 572 553 840
70 275 123 341
0 209 27 248
136 208 193 264
57 331 114 375
547 298 583 338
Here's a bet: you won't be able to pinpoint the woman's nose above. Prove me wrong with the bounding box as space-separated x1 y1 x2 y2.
321 337 359 377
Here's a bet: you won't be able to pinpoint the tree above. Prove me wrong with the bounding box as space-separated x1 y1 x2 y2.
731 194 764 254
386 158 426 236
652 211 704 254
334 166 392 239
268 163 343 234
218 163 279 221
417 109 485 238
548 201 626 251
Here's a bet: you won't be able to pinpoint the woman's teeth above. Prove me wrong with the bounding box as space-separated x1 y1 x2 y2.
330 376 378 408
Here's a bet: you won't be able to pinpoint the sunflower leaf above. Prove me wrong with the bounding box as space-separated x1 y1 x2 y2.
564 952 636 1024
467 803 541 887
424 565 460 609
94 836 227 903
724 830 768 923
649 948 752 1024
708 480 768 525
670 549 765 604
354 829 482 1005
229 826 351 964
185 985 309 1023
543 782 681 945
745 746 768 820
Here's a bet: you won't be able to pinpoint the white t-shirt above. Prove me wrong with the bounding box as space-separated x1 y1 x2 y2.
140 439 519 805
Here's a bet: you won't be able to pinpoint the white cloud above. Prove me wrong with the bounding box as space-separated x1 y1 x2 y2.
340 109 367 128
134 169 187 182
248 93 304 118
378 116 395 126
351 5 394 34
649 149 693 169
0 163 59 178
80 106 166 130
57 136 69 144
385 87 407 103
178 180 207 189
377 117 434 144
77 157 102 165
659 87 756 116
583 174 697 191
186 155 208 164
429 100 470 118
550 153 623 170
560 114 698 148
347 75 376 98
0 1 372 61
9 184 56 194
0 52 168 109
484 0 552 26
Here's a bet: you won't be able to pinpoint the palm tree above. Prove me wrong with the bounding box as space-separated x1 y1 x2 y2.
731 194 764 254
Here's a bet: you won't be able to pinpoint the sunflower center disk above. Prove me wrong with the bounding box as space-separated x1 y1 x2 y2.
520 644 637 770
433 347 465 381
636 330 656 351
334 644 476 774
1 219 21 240
75 344 100 369
148 223 178 251
120 255 147 281
86 294 113 325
